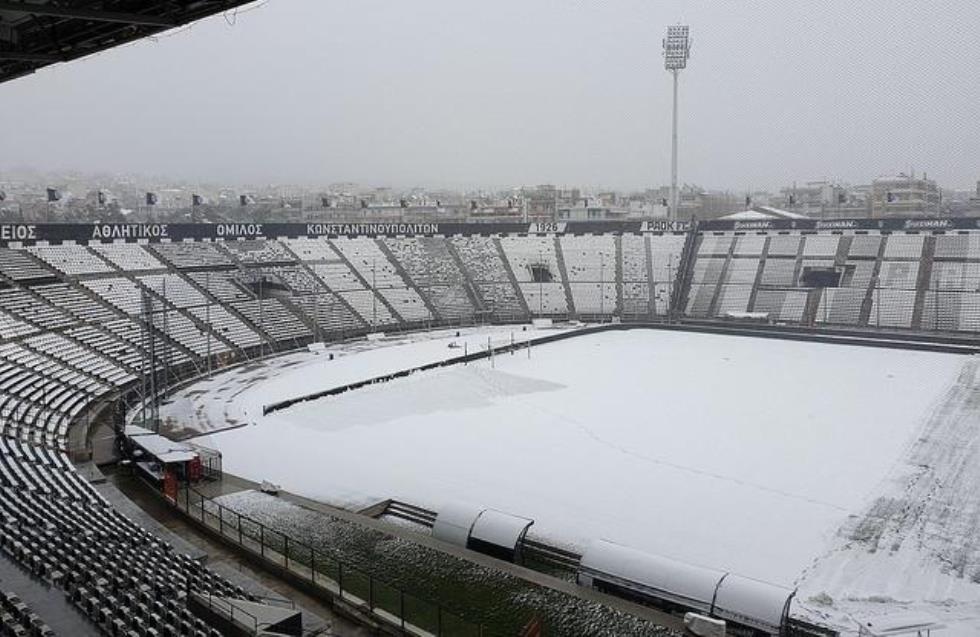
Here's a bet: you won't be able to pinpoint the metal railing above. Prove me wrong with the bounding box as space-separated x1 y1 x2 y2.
174 485 486 637
193 591 264 635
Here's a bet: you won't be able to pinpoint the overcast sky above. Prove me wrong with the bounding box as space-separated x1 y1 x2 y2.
1 0 978 191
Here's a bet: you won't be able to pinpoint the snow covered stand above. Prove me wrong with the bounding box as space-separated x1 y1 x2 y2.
577 539 795 636
431 502 534 563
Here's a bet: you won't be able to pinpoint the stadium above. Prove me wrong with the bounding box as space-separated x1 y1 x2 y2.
3 2 980 637
1 215 979 636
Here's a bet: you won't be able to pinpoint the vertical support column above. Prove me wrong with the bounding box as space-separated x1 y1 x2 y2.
614 234 624 317
553 235 575 318
911 235 936 330
670 69 679 220
705 234 736 319
746 235 770 312
859 233 888 327
643 233 657 317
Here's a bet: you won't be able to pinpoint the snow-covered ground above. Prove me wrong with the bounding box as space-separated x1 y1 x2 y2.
795 356 980 636
162 327 979 634
159 324 576 436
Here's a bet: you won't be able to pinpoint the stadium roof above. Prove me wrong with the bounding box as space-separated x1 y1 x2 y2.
0 1 255 85
718 206 809 221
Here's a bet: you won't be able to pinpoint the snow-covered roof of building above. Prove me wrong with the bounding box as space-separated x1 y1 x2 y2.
718 206 809 221
128 429 199 464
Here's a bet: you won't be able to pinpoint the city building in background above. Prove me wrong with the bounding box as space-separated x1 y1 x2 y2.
1 167 975 224
870 173 942 218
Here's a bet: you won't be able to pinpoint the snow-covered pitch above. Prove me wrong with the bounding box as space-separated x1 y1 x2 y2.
162 326 980 634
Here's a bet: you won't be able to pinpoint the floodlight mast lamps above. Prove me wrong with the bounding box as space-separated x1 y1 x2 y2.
663 24 691 222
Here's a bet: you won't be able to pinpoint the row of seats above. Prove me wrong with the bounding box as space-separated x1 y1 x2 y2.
34 285 117 325
684 230 980 331
621 234 650 315
17 229 980 355
26 246 112 276
290 294 362 335
383 237 476 319
935 234 980 259
561 235 617 314
330 238 430 322
0 341 104 448
500 236 569 314
148 243 231 270
1 590 53 637
185 306 263 349
0 316 203 637
449 236 526 318
184 271 251 303
0 250 53 282
22 333 134 386
0 437 251 637
307 255 397 326
929 261 980 291
9 235 690 341
90 243 166 272
0 289 76 331
220 239 291 264
0 312 37 341
231 299 310 343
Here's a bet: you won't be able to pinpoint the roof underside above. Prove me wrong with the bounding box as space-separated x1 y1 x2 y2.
0 1 255 85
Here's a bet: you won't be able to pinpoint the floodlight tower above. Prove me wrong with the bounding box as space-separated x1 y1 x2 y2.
663 24 691 221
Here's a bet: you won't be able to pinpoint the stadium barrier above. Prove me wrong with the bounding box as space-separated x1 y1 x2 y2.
173 484 486 637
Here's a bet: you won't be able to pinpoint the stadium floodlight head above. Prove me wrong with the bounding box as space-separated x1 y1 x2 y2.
663 25 691 71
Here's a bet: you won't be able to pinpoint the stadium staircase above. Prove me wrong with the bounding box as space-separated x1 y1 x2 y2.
374 237 442 321
443 240 488 315
642 232 659 315
705 235 737 318
801 288 823 326
671 225 700 317
911 235 936 330
551 236 577 317
613 235 625 316
177 267 277 352
328 242 407 325
279 242 370 334
493 237 533 318
789 232 808 290
859 235 888 326
745 235 770 313
134 277 241 355
13 286 141 378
